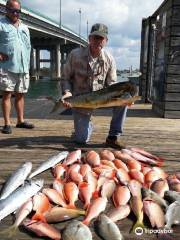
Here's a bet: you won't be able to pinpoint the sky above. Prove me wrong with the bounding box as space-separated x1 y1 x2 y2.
19 0 164 70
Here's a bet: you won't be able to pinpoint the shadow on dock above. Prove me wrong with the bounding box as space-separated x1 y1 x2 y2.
0 134 107 151
59 106 157 118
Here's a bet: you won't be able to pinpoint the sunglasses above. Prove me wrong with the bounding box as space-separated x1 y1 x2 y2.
93 35 106 41
6 7 21 15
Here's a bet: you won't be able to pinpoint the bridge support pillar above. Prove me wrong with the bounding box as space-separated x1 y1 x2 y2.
61 52 66 74
50 48 55 79
49 44 61 80
35 48 40 80
56 43 61 79
30 48 36 79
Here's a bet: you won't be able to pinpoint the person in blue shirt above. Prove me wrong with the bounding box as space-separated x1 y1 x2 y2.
0 0 34 134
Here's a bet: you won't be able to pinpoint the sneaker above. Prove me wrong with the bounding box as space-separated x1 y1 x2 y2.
16 121 35 129
1 125 12 134
106 136 126 149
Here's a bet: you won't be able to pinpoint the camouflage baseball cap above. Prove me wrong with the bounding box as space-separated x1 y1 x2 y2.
90 23 108 38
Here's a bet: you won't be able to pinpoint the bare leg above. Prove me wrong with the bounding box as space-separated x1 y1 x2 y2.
2 91 12 125
15 92 24 124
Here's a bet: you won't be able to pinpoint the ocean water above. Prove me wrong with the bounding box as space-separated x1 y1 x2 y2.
26 79 60 99
27 74 129 99
117 74 129 82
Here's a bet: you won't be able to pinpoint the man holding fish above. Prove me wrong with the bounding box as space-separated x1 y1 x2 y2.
61 23 129 148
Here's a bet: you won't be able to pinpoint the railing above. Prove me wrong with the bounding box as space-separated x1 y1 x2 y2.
22 5 85 40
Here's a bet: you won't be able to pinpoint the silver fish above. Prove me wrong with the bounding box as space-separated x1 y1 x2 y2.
62 220 92 240
29 151 68 179
0 179 43 221
0 199 33 238
49 82 140 113
165 201 180 229
95 214 124 240
0 162 32 200
142 188 168 210
164 191 180 203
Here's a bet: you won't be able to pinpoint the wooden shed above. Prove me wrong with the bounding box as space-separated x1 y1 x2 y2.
140 0 180 118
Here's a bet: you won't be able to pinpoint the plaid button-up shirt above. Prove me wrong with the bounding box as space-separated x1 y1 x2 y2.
61 46 117 96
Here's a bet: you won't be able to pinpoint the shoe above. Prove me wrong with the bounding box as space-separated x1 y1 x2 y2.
16 121 35 129
1 125 12 134
106 136 126 149
73 138 88 146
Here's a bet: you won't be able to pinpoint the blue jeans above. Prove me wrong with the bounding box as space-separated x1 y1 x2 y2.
72 106 127 144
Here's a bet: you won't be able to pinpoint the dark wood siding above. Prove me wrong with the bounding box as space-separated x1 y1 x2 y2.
140 0 180 118
164 0 180 118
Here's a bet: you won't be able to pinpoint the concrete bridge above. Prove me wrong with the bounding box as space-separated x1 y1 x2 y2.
0 0 88 80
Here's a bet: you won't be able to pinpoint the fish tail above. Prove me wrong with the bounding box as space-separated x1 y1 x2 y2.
67 204 76 209
92 190 99 199
156 159 164 167
32 213 47 222
158 156 165 162
75 208 86 215
82 219 90 226
131 220 145 233
0 225 17 238
74 208 86 215
143 182 149 188
110 169 116 179
47 97 63 114
61 163 67 169
79 182 88 188
84 202 90 209
50 103 61 114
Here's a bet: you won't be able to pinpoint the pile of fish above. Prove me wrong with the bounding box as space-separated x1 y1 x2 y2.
0 147 180 240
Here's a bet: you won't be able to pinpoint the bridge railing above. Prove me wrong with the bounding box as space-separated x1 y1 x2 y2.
22 5 82 38
0 0 87 44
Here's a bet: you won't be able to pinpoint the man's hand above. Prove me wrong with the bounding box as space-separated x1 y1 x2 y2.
61 91 72 108
0 53 8 61
127 102 134 107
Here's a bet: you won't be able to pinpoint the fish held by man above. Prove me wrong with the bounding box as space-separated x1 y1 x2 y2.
48 82 141 113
